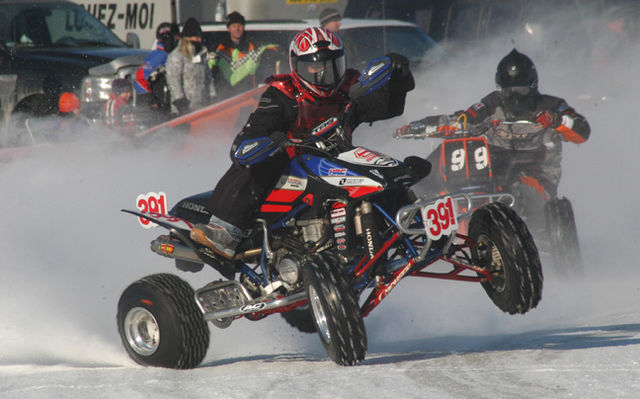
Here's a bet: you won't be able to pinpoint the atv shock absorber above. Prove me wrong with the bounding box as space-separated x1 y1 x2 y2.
358 201 382 271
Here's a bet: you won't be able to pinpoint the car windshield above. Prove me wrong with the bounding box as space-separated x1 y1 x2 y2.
340 26 442 69
0 3 125 49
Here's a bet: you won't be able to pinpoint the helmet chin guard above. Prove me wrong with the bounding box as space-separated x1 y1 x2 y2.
289 27 346 98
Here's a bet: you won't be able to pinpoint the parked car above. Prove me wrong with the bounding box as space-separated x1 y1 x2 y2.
0 0 149 146
201 18 444 76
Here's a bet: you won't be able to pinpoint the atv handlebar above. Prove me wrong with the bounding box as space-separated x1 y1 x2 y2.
395 120 542 140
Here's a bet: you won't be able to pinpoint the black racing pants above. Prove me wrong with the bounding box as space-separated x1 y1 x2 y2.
206 152 289 230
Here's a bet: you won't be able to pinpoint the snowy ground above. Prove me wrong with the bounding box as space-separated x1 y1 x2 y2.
2 21 640 399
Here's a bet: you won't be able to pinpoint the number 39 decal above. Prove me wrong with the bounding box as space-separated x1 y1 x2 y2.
421 196 458 240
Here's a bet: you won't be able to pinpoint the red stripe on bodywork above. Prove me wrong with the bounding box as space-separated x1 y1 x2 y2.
265 189 303 203
345 186 383 198
260 204 293 213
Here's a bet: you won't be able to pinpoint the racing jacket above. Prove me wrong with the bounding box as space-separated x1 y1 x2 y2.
134 42 169 94
418 90 590 194
230 69 361 157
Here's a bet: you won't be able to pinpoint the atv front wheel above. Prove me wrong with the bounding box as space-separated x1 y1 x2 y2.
545 197 583 273
117 273 210 369
469 202 543 314
303 253 367 365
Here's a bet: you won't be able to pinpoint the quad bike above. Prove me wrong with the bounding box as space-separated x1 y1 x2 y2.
117 61 543 369
395 119 582 274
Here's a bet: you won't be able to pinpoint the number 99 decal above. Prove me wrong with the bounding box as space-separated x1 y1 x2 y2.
421 196 458 240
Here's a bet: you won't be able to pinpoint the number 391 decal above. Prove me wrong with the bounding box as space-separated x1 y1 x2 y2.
421 196 458 240
136 192 168 229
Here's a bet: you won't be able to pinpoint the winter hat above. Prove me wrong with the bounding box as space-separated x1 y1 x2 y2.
156 22 173 39
226 11 245 27
320 8 341 27
181 17 202 38
111 78 132 95
58 92 80 113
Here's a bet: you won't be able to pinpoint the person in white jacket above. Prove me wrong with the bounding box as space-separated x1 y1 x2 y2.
165 18 216 115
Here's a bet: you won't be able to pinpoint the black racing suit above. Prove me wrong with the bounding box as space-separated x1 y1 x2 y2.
207 55 415 230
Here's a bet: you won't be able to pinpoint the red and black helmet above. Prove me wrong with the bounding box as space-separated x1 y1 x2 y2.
289 27 346 98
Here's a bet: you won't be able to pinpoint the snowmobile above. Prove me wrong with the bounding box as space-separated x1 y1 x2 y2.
117 60 543 369
395 119 582 274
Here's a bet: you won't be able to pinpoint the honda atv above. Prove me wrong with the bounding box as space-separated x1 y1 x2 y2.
117 61 543 369
395 120 582 274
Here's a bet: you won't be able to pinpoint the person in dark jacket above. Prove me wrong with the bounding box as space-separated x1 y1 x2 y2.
395 48 590 200
208 11 278 100
190 27 415 259
134 22 180 115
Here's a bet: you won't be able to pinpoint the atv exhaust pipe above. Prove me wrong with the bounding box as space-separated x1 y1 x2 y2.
150 235 203 264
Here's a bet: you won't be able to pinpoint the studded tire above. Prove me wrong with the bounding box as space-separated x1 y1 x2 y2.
469 202 543 315
117 273 210 369
303 253 367 365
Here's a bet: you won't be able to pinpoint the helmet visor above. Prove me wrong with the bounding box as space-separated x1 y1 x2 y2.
294 50 346 89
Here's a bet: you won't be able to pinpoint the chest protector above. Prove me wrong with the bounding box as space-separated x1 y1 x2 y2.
268 70 360 141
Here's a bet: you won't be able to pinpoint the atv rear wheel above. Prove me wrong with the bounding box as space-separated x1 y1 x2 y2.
469 202 543 314
117 273 210 369
303 253 367 365
545 197 583 273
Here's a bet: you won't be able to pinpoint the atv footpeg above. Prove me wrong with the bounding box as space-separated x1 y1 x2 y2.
195 281 253 328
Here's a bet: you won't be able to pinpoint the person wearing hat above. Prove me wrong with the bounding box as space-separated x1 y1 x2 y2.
30 91 92 142
135 22 179 94
166 17 216 115
104 78 135 135
320 7 342 33
135 22 180 122
208 11 279 100
58 92 81 116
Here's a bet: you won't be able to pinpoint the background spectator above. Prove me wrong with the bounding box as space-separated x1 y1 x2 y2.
208 11 279 100
135 22 180 124
320 8 342 33
104 79 135 135
166 17 216 115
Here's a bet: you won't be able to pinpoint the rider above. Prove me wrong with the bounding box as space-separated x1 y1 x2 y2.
190 27 415 259
396 48 590 200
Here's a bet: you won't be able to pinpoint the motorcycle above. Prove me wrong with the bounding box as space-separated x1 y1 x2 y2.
117 63 543 369
395 119 582 274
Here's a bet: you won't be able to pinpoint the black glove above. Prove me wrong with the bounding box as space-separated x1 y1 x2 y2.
386 52 415 93
172 98 190 115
